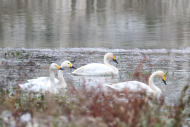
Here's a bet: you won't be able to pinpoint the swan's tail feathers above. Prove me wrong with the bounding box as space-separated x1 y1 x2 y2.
105 84 118 91
71 71 77 75
19 83 29 90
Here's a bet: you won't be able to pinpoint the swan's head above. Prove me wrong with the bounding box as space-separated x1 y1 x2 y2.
61 61 76 69
50 63 63 71
155 70 167 85
105 52 118 64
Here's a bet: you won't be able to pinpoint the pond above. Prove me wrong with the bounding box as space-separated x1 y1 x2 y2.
0 0 190 49
0 48 190 104
0 0 190 104
1 0 190 126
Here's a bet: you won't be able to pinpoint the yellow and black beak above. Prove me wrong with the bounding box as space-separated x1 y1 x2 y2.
113 56 118 64
162 75 167 85
69 63 76 69
56 65 63 70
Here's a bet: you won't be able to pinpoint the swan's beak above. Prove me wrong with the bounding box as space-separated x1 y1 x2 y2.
113 59 118 64
162 75 167 85
69 63 76 69
60 68 64 70
113 56 118 64
56 65 63 70
71 66 76 69
162 79 167 85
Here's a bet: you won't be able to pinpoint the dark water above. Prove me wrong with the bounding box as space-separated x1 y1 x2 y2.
1 48 190 103
0 0 190 49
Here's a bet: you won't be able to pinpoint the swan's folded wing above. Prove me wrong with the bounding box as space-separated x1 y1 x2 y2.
106 81 154 94
19 77 59 93
72 63 115 76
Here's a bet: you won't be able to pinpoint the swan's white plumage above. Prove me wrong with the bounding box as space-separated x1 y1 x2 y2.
19 61 74 94
19 77 61 93
106 81 154 95
72 63 117 76
105 71 166 97
72 53 118 76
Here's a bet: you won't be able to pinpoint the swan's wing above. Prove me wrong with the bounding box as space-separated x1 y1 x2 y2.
72 63 116 76
26 77 50 84
19 77 59 93
106 81 154 94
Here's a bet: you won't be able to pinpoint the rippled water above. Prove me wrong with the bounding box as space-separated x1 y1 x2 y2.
0 48 190 103
0 0 190 48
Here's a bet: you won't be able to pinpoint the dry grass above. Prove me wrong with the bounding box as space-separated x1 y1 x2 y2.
0 83 190 127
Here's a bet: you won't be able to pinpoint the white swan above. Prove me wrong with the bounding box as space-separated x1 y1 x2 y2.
56 60 76 89
19 61 75 93
106 71 167 97
72 53 118 76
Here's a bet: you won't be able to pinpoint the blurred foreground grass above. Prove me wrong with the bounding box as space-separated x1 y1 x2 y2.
0 84 190 127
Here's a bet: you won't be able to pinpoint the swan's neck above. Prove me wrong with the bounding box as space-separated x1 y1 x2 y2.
148 72 161 94
104 55 110 66
57 70 67 88
49 69 56 85
104 55 115 68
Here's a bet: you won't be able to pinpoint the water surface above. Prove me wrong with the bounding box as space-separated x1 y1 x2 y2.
0 0 190 48
1 48 190 103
